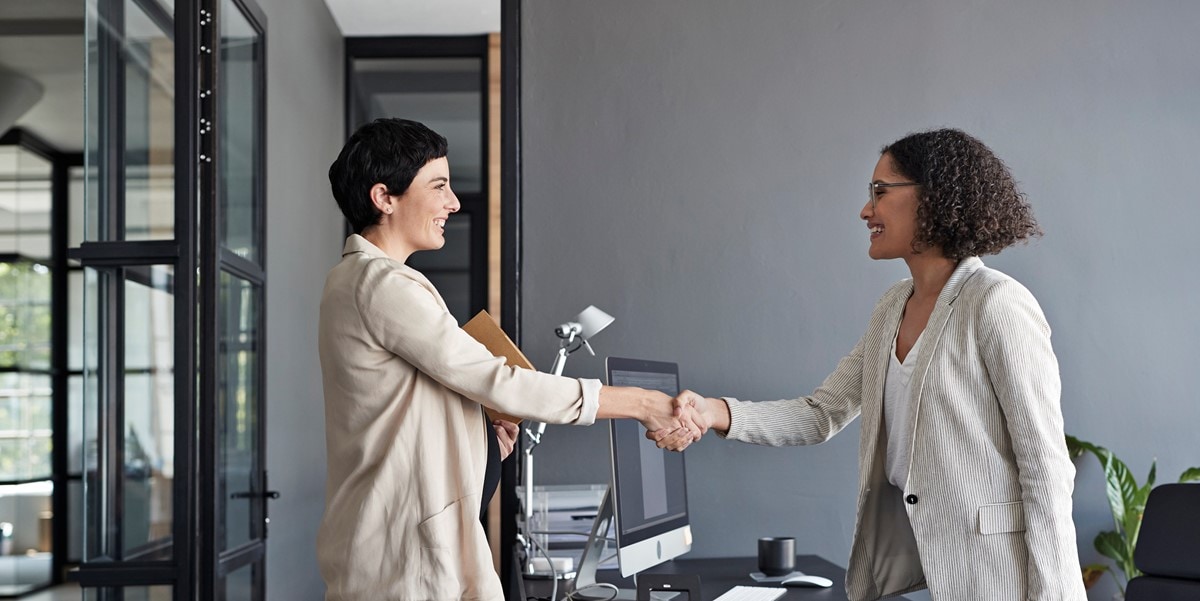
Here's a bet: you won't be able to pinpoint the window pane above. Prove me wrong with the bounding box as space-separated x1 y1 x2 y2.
350 57 484 193
122 0 175 241
69 269 98 372
68 375 97 475
0 260 52 371
68 479 83 561
69 166 87 249
217 0 262 262
218 272 259 551
0 373 52 481
122 266 174 557
84 0 175 242
0 480 53 595
0 145 53 260
221 561 256 601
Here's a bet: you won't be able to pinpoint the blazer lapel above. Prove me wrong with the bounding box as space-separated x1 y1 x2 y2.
860 280 912 471
902 257 984 482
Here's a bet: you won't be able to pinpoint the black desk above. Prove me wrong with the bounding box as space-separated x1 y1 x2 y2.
525 555 914 601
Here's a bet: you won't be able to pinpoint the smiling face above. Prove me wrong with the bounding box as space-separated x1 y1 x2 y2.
388 156 460 253
861 153 922 261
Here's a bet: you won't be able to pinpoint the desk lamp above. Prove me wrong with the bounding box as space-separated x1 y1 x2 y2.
522 305 615 575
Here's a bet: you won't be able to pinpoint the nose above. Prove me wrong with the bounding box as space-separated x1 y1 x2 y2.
447 189 461 213
860 198 873 221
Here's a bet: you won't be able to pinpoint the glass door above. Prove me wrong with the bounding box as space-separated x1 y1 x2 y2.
203 1 269 599
75 0 268 598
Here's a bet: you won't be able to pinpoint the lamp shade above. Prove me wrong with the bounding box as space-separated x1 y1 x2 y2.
0 67 44 136
574 305 615 339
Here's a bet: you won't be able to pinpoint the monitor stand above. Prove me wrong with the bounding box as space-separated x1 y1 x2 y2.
570 486 637 600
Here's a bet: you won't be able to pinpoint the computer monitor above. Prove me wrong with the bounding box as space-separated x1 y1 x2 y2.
573 357 692 597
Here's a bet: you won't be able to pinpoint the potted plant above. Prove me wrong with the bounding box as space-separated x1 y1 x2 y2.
1066 434 1200 596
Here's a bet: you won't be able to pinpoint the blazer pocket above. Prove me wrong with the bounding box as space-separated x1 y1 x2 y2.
978 500 1026 535
417 497 472 600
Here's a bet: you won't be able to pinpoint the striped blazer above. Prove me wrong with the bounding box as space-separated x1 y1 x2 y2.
722 257 1086 601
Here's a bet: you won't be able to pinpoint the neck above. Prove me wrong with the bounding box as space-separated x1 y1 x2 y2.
360 225 413 263
904 252 957 300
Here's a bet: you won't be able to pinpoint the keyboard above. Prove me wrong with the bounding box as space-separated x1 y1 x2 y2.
713 586 788 601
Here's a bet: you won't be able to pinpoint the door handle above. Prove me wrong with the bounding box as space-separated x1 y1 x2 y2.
229 490 280 499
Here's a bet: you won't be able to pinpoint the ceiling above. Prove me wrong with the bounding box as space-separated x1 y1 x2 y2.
0 0 85 151
322 0 499 36
0 0 496 153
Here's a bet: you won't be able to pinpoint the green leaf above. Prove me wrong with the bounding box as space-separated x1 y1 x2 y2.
1180 468 1200 483
1093 530 1126 564
1125 461 1157 546
1094 530 1138 584
1065 434 1086 459
1101 452 1139 534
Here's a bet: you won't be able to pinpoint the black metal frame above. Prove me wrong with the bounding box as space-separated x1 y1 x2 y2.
69 0 270 597
342 35 491 320
499 0 523 596
198 0 270 599
70 0 194 594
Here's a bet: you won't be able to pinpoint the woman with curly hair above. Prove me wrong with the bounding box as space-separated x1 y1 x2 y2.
661 129 1086 601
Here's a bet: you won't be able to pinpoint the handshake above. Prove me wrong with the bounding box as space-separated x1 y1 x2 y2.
636 390 729 452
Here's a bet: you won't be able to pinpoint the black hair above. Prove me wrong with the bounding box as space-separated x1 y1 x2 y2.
328 118 448 234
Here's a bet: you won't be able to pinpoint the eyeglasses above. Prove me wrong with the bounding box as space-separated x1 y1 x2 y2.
868 181 919 210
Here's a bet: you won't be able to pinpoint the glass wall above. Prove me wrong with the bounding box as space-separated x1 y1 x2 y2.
0 141 55 594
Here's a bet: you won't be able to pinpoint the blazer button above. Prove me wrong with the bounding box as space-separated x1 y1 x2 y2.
905 494 918 505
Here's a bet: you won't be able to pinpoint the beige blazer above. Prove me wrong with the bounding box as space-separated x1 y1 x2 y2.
316 235 600 600
723 257 1086 601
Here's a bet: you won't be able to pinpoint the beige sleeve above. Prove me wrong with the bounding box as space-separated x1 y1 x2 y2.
356 259 599 425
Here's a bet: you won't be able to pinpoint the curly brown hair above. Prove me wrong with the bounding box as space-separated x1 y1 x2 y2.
882 128 1041 262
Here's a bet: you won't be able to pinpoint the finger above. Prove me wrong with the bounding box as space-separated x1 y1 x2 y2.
656 430 688 450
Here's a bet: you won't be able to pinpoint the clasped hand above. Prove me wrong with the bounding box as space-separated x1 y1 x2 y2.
641 390 715 452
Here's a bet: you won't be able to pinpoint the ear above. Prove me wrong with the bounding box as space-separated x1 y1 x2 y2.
369 183 394 215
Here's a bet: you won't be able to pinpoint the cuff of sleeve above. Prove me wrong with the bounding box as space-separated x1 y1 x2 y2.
718 396 746 440
575 378 602 426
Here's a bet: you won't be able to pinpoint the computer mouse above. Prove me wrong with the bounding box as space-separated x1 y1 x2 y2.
781 574 834 588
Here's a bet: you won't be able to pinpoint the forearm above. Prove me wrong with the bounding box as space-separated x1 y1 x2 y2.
596 385 658 422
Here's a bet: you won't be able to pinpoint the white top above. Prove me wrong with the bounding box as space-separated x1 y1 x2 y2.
883 329 923 489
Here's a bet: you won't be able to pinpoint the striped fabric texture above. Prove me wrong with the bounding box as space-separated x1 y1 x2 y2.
721 257 1086 601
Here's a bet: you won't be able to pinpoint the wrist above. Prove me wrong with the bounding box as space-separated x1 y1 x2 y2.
708 397 731 432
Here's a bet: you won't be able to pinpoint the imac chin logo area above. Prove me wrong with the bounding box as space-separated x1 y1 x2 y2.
656 541 662 559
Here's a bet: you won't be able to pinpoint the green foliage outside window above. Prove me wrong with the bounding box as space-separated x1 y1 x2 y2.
0 260 53 481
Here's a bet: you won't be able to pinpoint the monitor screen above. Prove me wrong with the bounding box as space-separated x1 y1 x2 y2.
606 357 691 577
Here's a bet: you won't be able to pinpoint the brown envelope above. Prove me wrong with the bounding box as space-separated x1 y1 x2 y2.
462 310 533 424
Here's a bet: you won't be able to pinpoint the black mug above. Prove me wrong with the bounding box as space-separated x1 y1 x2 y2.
757 536 795 576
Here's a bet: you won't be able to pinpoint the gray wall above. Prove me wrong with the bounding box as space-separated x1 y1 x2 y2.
520 2 1200 600
259 0 343 598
